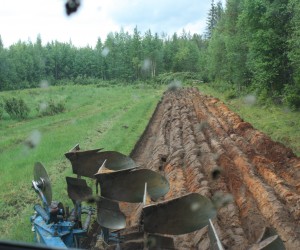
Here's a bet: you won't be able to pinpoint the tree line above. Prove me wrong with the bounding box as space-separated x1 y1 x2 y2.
0 28 203 90
1 0 300 108
205 0 300 108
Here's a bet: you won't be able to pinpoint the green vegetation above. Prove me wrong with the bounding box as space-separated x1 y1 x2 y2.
0 29 202 91
204 0 300 109
2 0 300 109
0 83 164 242
3 97 30 120
37 99 66 117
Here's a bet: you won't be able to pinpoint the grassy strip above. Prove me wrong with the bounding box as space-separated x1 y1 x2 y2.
197 83 300 156
0 84 164 242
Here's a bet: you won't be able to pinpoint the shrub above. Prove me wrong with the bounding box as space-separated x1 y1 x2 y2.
256 88 272 106
4 97 30 120
283 84 300 109
38 100 66 116
224 89 237 100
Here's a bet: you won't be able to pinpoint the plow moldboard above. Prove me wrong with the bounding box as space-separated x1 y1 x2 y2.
65 150 137 178
95 168 169 202
97 197 126 230
143 193 216 235
66 177 92 201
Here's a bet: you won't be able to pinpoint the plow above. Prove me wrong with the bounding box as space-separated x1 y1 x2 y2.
29 143 284 249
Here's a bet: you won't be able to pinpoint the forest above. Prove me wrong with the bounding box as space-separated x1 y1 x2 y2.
0 0 300 108
0 29 202 90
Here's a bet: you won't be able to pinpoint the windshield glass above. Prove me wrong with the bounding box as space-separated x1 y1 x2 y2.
0 1 299 249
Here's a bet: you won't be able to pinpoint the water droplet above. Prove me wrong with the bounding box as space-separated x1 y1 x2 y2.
168 80 182 91
212 153 220 161
132 94 140 101
196 122 208 132
40 80 49 89
191 201 201 211
39 102 48 112
142 58 151 71
212 191 234 208
239 185 246 196
24 130 42 149
282 107 291 113
101 47 110 57
147 236 157 248
243 95 256 106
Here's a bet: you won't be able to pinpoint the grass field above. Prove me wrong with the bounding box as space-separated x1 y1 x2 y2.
0 83 165 242
1 81 299 244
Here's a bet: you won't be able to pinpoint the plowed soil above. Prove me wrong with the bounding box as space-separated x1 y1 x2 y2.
94 87 300 249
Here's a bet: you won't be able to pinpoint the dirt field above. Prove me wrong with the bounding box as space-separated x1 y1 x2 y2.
93 87 300 249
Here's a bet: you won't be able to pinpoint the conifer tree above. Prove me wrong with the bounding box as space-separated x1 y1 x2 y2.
206 0 223 39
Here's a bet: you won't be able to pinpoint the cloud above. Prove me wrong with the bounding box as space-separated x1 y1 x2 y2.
0 0 226 47
101 0 211 36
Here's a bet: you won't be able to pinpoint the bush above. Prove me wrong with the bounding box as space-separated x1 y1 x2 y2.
38 100 66 116
255 88 272 106
4 97 30 120
283 84 300 109
224 89 237 100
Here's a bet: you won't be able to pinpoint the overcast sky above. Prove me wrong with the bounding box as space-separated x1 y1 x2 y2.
0 0 226 48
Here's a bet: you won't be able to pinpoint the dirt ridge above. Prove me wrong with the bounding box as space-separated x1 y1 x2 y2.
125 87 300 249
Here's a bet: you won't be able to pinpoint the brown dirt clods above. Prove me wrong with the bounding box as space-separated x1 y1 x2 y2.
95 88 300 250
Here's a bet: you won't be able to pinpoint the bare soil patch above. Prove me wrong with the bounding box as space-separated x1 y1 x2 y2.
93 88 300 249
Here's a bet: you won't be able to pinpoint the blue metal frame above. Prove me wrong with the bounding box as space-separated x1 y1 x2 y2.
31 213 89 248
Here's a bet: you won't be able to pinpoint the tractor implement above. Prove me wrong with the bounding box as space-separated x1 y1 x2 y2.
30 145 239 249
65 144 137 178
96 197 126 230
31 162 94 248
143 193 217 235
95 168 170 202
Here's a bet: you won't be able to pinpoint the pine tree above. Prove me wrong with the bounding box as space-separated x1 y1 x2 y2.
205 0 223 39
224 0 250 88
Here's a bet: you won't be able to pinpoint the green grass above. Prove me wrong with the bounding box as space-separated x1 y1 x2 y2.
0 84 165 242
198 83 300 156
1 80 300 244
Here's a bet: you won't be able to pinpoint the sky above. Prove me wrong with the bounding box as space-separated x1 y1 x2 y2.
0 0 226 48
